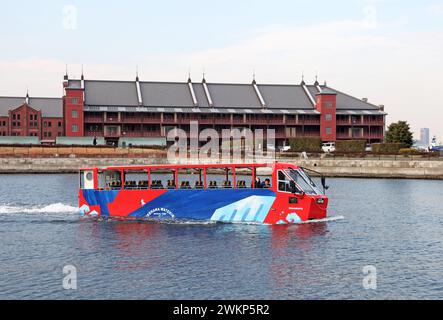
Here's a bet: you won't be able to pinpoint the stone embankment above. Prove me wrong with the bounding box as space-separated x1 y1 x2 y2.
294 158 443 180
0 147 442 180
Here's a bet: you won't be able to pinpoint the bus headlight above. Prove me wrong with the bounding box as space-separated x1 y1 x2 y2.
316 198 325 204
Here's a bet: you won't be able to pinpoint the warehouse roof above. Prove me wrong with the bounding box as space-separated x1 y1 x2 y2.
206 83 262 108
257 84 314 109
28 98 63 117
79 77 383 113
1 77 385 118
84 80 139 107
0 97 24 116
0 96 63 117
140 82 194 107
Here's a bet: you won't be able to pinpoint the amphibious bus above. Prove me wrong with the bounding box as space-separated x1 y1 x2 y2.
78 162 329 224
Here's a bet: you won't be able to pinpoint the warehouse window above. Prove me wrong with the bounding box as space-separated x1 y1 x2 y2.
325 114 333 121
72 98 79 104
72 124 78 133
326 127 332 135
72 110 79 118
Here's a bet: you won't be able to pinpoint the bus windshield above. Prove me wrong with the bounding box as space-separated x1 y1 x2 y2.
285 169 322 195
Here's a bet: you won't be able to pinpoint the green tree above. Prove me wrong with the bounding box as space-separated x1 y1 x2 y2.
385 121 414 148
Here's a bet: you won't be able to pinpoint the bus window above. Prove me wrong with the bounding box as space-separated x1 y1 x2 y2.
80 170 94 190
277 170 290 192
104 170 122 190
255 167 272 188
205 167 233 189
285 169 321 195
277 170 301 193
177 168 201 189
124 171 148 190
150 169 172 190
96 171 104 190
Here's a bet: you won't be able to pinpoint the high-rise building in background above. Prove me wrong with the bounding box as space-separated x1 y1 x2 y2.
420 128 430 146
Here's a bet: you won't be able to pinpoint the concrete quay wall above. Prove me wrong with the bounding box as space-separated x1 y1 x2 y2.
0 157 443 180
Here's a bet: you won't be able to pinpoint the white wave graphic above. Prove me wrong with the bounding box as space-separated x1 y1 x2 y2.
0 203 78 215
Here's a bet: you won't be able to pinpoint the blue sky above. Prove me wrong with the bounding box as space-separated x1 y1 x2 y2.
1 0 443 140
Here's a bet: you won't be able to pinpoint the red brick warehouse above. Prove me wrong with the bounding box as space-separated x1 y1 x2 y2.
0 71 386 146
0 94 63 141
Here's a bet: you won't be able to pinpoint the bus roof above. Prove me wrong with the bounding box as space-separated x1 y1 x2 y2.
80 162 299 171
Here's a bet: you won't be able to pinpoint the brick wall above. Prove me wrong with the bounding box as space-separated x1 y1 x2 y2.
42 118 64 140
64 88 84 137
315 92 337 142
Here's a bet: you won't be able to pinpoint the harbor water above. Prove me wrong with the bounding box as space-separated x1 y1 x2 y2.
0 174 442 299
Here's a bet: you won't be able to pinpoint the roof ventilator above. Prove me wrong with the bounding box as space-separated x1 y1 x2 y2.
252 79 267 109
135 72 143 106
202 77 214 108
188 78 198 107
301 79 316 106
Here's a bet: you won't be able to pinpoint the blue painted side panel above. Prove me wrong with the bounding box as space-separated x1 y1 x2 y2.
82 190 120 217
128 189 276 221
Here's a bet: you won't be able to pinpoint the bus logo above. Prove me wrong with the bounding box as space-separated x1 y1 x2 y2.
146 207 175 219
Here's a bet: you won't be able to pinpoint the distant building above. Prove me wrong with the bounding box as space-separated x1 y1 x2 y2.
0 71 387 146
420 128 430 146
0 93 64 141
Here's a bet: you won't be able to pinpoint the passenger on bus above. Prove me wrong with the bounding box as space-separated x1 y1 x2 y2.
195 181 203 189
180 181 190 189
254 177 262 188
263 178 271 188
